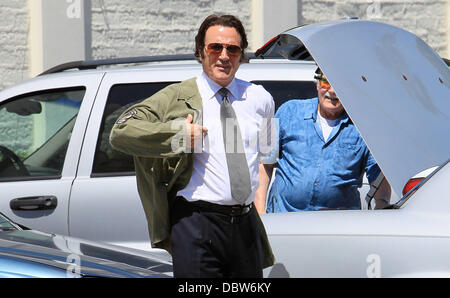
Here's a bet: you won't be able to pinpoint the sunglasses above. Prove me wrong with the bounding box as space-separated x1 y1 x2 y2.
206 43 242 56
317 77 331 89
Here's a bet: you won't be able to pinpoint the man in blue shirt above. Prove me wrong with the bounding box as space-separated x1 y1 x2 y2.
255 68 391 213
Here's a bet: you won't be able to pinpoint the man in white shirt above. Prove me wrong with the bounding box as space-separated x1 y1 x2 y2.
111 14 275 277
170 14 275 278
178 72 273 206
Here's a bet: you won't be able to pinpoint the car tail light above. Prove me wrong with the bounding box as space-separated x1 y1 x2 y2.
402 178 423 196
255 35 280 57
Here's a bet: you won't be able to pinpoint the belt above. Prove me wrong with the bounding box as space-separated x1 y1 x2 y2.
178 196 253 217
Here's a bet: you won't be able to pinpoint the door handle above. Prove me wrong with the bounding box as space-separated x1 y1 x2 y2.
10 196 58 211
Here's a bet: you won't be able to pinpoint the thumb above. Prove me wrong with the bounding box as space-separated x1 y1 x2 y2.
186 114 193 123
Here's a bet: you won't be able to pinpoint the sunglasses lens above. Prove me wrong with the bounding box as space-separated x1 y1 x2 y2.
320 79 331 89
226 45 241 54
207 43 241 55
208 43 224 53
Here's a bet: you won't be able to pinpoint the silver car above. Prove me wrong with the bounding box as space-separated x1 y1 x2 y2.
0 56 317 258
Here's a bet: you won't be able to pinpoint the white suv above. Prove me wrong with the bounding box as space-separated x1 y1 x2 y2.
0 55 321 253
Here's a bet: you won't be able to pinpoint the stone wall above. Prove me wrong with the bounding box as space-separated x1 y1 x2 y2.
0 0 29 92
90 0 252 59
300 0 448 55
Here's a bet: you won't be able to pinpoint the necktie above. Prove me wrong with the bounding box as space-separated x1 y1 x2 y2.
219 88 252 204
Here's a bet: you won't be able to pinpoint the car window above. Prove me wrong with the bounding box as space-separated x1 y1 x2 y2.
251 80 317 111
92 80 318 176
0 88 85 181
92 82 175 176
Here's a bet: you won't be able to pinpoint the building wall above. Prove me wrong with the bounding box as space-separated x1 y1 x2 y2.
90 0 252 59
0 0 30 92
0 0 448 92
300 0 448 55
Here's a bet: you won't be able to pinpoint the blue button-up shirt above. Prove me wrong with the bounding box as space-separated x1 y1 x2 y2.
266 98 380 212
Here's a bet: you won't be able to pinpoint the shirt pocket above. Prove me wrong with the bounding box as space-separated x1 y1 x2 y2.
338 142 360 153
337 134 362 155
334 141 363 176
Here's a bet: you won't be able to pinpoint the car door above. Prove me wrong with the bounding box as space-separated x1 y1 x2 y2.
0 73 104 235
68 68 200 253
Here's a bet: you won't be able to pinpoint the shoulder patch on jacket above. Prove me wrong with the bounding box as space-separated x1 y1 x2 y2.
116 108 137 124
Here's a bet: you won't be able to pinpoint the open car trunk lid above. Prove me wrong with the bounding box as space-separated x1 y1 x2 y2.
258 19 450 197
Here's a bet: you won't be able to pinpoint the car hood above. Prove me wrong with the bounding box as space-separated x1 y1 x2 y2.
0 230 172 278
258 19 450 196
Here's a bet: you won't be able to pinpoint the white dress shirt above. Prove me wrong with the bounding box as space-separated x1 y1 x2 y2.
177 72 275 205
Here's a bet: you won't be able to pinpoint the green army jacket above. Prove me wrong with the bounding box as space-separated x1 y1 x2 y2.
110 77 275 269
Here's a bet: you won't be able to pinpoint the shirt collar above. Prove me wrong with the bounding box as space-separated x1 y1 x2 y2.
200 72 239 101
304 97 319 121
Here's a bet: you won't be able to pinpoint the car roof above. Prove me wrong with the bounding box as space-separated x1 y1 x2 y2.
265 19 450 196
36 53 315 76
0 56 317 99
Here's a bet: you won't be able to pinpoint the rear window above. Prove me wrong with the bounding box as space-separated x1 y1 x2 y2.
92 82 174 176
251 80 317 111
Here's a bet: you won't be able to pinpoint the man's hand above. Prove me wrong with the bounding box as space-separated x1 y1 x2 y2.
373 178 391 209
255 164 274 214
185 114 208 151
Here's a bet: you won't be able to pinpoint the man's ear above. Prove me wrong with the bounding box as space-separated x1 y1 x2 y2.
199 47 206 62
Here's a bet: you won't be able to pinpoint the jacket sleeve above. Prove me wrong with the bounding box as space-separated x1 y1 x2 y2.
109 85 188 158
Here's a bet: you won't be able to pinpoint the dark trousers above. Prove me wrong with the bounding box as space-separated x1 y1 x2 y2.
170 197 263 278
